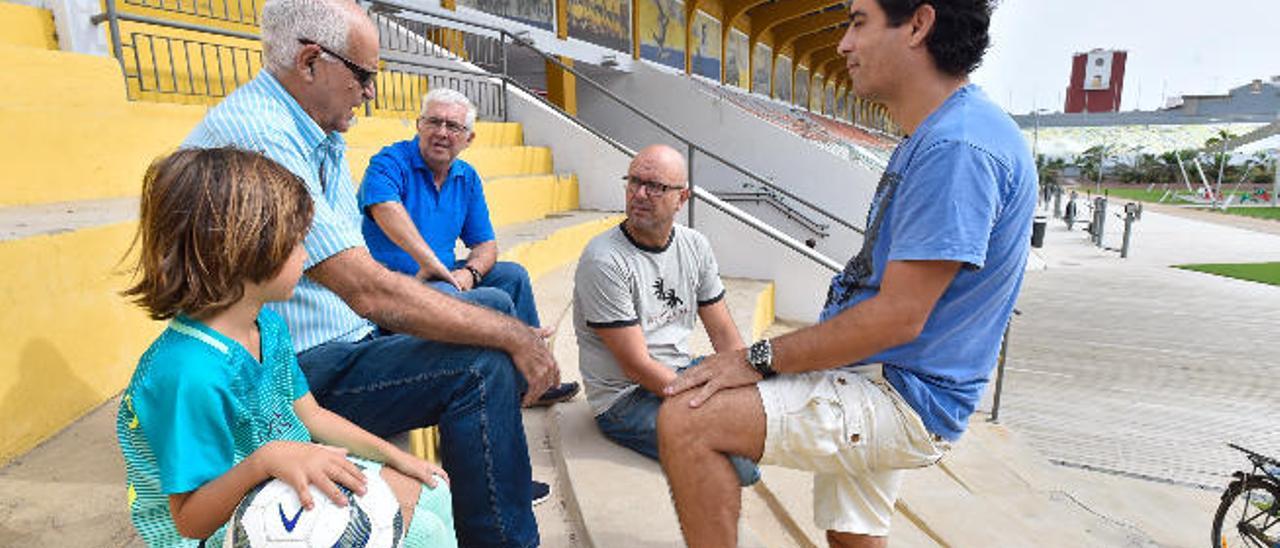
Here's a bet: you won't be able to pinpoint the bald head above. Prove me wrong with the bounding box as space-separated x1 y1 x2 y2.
628 144 687 187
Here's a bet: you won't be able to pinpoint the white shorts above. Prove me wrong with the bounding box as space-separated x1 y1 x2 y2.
757 365 949 536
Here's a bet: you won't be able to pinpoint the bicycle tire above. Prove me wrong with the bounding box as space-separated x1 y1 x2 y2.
1212 476 1280 548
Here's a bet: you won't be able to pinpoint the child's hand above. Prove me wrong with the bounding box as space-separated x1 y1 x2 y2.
387 449 449 489
253 441 368 510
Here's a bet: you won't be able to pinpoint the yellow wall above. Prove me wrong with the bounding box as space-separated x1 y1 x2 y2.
0 223 164 463
0 2 58 50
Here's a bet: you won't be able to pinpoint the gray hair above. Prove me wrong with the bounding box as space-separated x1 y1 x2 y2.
421 88 477 130
261 0 353 74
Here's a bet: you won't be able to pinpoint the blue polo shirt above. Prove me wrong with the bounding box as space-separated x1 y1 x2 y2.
357 137 496 275
819 85 1036 441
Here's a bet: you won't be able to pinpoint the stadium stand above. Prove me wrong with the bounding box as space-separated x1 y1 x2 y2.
689 75 896 170
0 1 628 467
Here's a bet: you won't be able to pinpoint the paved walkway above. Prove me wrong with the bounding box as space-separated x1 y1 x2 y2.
1002 199 1280 493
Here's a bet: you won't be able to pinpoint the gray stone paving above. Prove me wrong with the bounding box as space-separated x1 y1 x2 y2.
999 203 1280 489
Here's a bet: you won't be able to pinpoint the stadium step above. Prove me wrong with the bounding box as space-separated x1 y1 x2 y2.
0 206 621 546
0 100 540 207
0 3 57 50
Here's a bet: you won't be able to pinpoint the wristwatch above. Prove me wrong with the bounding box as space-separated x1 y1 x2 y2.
747 339 776 379
464 265 483 287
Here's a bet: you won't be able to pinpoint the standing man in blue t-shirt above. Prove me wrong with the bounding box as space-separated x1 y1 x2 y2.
357 88 579 407
656 0 1035 546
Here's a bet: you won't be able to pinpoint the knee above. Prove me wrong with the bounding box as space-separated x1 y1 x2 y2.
488 261 531 284
465 287 516 315
470 348 521 392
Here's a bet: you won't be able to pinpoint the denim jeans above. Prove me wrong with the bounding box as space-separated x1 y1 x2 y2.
298 333 539 548
594 367 761 487
429 261 541 328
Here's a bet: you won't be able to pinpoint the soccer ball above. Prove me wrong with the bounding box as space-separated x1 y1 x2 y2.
223 459 404 547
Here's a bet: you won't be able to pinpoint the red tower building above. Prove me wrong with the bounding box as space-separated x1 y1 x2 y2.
1064 49 1127 113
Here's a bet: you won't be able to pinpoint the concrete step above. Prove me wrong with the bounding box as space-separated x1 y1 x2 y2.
344 144 556 189
0 45 128 111
0 3 57 50
0 207 620 545
544 272 780 547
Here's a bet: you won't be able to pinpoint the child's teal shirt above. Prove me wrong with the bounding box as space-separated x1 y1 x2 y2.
116 309 311 546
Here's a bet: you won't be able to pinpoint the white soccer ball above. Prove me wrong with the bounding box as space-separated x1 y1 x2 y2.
223 460 404 547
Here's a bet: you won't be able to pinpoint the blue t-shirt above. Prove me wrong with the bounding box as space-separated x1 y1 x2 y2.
819 85 1036 441
116 309 312 546
357 138 496 275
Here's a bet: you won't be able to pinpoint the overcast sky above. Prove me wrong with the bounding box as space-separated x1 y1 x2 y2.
969 0 1278 115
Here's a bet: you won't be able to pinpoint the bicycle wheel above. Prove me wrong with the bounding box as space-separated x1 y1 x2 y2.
1212 476 1280 548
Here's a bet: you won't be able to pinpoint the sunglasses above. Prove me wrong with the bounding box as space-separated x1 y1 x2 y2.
298 38 377 90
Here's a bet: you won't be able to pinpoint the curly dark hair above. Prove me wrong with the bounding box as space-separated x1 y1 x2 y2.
877 0 992 77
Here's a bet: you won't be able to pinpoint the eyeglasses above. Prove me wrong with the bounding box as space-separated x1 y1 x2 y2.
298 38 377 90
420 116 470 136
623 175 686 197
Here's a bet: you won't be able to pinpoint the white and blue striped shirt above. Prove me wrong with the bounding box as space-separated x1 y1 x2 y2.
184 71 375 352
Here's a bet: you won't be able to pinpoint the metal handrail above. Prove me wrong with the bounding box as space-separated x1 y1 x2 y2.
717 191 830 238
367 0 864 237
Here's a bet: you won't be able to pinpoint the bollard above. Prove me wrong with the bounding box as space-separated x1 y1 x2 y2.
1065 191 1079 230
1093 197 1107 247
1121 202 1138 258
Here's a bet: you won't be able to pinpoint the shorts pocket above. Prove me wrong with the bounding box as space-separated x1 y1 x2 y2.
872 395 945 471
778 377 866 471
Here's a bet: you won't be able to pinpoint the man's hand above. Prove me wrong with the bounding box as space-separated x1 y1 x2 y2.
251 441 367 510
416 258 461 290
663 348 761 408
449 268 476 291
509 327 560 406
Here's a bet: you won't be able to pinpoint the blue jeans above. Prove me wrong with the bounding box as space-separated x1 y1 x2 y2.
594 367 761 487
429 261 541 328
298 333 539 548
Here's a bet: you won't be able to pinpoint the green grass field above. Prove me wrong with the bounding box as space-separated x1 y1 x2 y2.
1174 262 1280 287
1098 187 1189 203
1211 207 1280 221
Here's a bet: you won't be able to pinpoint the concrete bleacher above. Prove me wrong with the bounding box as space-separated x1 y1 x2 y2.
688 76 896 170
0 3 614 469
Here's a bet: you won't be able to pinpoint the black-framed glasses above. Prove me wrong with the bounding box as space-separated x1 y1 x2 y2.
622 175 686 197
298 38 377 90
420 116 470 136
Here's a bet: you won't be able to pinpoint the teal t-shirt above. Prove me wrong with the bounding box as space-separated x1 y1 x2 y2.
116 309 312 546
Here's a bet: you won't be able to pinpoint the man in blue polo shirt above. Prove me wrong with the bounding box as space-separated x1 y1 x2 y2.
358 88 579 406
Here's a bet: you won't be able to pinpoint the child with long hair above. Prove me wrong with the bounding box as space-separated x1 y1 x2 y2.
117 147 455 547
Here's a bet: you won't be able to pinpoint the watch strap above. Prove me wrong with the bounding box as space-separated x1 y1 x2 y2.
465 265 483 286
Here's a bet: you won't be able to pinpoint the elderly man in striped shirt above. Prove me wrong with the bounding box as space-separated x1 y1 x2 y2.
181 0 554 545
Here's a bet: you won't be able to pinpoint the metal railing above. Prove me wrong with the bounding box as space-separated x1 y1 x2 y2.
93 0 507 117
718 190 831 240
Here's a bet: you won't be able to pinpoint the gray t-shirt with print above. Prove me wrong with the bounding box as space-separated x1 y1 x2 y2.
573 223 726 415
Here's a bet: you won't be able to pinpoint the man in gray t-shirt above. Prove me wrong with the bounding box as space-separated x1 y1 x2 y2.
573 145 759 485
